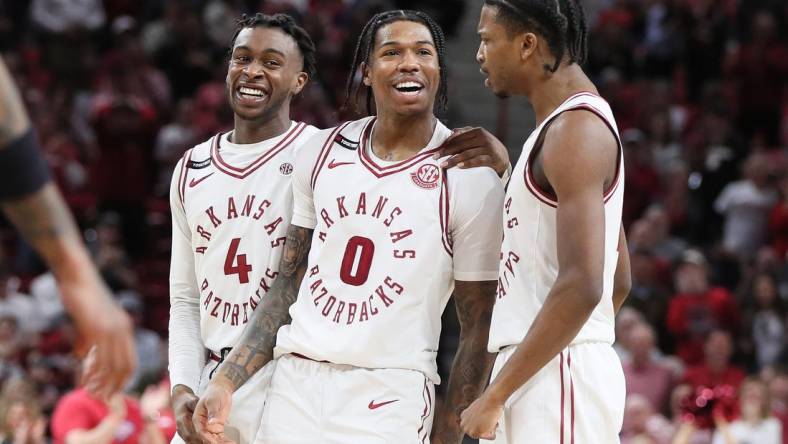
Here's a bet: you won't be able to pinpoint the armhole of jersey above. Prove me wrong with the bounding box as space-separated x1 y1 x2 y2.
309 122 351 190
524 104 623 206
438 168 453 256
177 147 195 209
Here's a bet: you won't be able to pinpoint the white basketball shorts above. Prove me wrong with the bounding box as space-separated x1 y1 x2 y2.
482 342 625 444
254 354 435 444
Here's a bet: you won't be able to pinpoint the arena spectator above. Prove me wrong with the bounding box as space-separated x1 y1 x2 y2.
712 378 782 444
683 330 746 393
621 393 674 444
0 379 45 444
715 153 779 259
50 349 167 444
624 322 676 413
667 250 740 364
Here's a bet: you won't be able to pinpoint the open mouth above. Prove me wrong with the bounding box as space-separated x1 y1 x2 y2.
236 85 268 103
393 81 425 96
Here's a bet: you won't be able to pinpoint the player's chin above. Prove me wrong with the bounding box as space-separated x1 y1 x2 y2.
233 106 271 121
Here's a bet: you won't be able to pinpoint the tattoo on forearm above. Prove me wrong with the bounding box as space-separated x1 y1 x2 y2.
218 225 313 390
432 281 497 443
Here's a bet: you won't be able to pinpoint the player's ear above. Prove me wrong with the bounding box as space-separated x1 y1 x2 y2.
361 62 371 87
292 71 308 96
520 32 538 62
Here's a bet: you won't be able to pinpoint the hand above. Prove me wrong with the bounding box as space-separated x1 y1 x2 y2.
434 127 510 177
172 385 203 444
460 392 504 440
12 420 30 444
193 381 233 444
107 393 128 422
76 292 136 400
30 418 46 444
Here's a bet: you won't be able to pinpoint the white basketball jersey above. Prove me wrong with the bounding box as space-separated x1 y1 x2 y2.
488 92 625 352
170 122 319 356
274 116 504 383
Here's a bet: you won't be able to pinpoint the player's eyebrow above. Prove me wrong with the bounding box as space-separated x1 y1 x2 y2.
378 40 435 48
232 46 287 57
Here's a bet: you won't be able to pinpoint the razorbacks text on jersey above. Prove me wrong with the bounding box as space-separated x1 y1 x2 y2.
488 92 625 352
273 116 504 383
168 121 319 391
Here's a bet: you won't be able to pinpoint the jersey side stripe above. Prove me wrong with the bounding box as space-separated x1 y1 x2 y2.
438 171 453 256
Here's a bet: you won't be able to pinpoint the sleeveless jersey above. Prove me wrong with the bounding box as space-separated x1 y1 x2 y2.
488 92 625 352
274 117 504 383
169 121 319 387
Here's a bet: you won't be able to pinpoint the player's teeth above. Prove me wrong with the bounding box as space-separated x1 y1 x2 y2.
396 82 422 89
240 87 264 96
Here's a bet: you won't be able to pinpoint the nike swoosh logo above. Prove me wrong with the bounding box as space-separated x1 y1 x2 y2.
328 159 354 169
189 173 214 187
368 399 399 410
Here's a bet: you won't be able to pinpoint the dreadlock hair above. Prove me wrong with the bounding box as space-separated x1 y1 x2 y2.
484 0 588 73
343 10 449 117
228 13 317 80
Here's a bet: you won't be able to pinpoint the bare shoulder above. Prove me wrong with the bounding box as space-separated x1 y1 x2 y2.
541 109 618 187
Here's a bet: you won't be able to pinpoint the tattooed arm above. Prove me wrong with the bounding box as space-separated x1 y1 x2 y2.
192 224 313 443
0 57 135 398
431 280 497 444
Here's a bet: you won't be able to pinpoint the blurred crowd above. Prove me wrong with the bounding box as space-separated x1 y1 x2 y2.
583 0 788 443
0 0 785 443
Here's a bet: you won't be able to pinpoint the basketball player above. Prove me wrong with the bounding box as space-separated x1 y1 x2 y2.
167 14 319 444
460 1 632 443
0 56 135 399
194 10 504 444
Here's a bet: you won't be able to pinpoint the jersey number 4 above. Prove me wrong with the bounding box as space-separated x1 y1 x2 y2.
224 238 252 284
340 236 375 286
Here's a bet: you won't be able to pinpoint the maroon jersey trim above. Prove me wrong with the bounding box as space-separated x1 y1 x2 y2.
310 122 352 190
438 170 453 256
211 122 306 179
417 377 433 443
357 118 442 179
523 101 622 208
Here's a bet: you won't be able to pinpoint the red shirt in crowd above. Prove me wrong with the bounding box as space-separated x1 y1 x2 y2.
682 364 746 392
666 287 740 365
50 388 144 444
769 201 788 259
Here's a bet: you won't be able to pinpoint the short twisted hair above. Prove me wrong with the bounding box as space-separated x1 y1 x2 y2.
229 13 317 79
485 0 588 72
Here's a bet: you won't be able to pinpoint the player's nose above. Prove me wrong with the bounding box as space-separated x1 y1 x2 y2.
398 51 420 72
242 60 265 78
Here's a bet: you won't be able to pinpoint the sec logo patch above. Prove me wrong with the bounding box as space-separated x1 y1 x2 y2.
279 162 294 176
411 164 440 189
